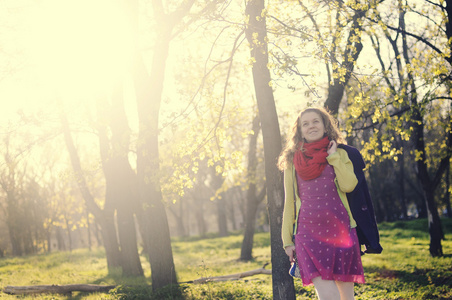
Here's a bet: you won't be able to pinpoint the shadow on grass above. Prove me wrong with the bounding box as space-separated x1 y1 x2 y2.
60 283 187 300
86 271 187 300
368 267 452 287
108 284 186 300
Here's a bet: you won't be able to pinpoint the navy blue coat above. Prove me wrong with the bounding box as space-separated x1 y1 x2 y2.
338 144 383 254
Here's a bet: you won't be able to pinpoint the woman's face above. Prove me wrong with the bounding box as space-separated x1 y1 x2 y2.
299 111 326 143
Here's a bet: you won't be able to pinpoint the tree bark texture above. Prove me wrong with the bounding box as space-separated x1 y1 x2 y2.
245 1 296 299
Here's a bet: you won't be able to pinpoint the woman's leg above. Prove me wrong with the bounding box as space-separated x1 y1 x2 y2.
335 281 355 300
311 276 340 300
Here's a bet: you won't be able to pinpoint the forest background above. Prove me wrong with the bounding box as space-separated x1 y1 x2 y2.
0 0 451 298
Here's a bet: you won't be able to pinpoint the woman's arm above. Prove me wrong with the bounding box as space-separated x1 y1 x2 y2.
327 148 358 193
281 167 296 248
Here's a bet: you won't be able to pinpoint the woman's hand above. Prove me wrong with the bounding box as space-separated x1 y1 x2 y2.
327 140 337 155
284 245 296 263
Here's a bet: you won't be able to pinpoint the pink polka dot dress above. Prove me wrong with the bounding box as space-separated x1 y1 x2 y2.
294 164 365 286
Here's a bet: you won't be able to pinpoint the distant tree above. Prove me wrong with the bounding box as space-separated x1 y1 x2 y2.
240 113 266 261
0 134 25 256
343 0 451 256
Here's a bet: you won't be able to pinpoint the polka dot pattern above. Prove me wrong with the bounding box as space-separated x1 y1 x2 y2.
294 164 365 286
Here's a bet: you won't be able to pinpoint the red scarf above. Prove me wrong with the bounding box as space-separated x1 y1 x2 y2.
293 136 330 181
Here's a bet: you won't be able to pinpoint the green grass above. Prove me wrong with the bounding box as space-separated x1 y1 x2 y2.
0 218 451 299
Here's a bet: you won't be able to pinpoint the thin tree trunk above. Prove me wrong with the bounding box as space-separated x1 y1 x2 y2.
446 165 451 218
86 210 92 251
65 218 72 252
216 196 229 237
399 139 408 219
195 201 207 237
211 167 228 237
240 114 262 261
56 227 66 251
245 1 296 298
168 201 187 237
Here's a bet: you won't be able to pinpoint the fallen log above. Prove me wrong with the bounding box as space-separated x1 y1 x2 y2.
3 284 116 295
187 264 272 284
3 266 272 295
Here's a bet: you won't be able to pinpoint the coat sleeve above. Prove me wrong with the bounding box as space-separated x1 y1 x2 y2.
326 149 358 193
281 166 296 248
338 144 383 254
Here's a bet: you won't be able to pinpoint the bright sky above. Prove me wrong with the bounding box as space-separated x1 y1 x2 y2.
0 0 351 130
0 0 135 121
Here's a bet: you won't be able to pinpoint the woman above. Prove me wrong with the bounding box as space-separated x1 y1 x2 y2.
279 107 365 300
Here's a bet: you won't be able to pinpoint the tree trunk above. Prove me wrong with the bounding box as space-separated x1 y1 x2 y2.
240 195 260 261
226 194 238 231
61 113 121 270
134 56 177 290
86 210 92 251
399 140 408 219
240 114 262 261
211 166 228 237
245 1 296 299
97 89 144 277
168 201 187 237
132 17 177 293
99 214 122 270
424 186 444 256
446 165 451 218
129 0 198 289
195 201 207 237
403 0 446 253
64 218 72 252
216 196 229 237
412 106 445 256
56 227 66 251
6 193 23 256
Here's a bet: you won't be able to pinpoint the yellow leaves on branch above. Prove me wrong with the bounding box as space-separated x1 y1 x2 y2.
414 149 423 162
344 0 369 10
434 64 449 77
372 108 381 123
361 130 403 165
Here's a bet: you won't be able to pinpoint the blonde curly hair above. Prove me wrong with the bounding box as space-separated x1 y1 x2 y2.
277 107 345 171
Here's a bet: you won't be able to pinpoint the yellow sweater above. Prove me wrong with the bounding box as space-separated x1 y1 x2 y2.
281 148 358 249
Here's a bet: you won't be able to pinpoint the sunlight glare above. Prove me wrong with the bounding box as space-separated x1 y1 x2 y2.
31 0 134 99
